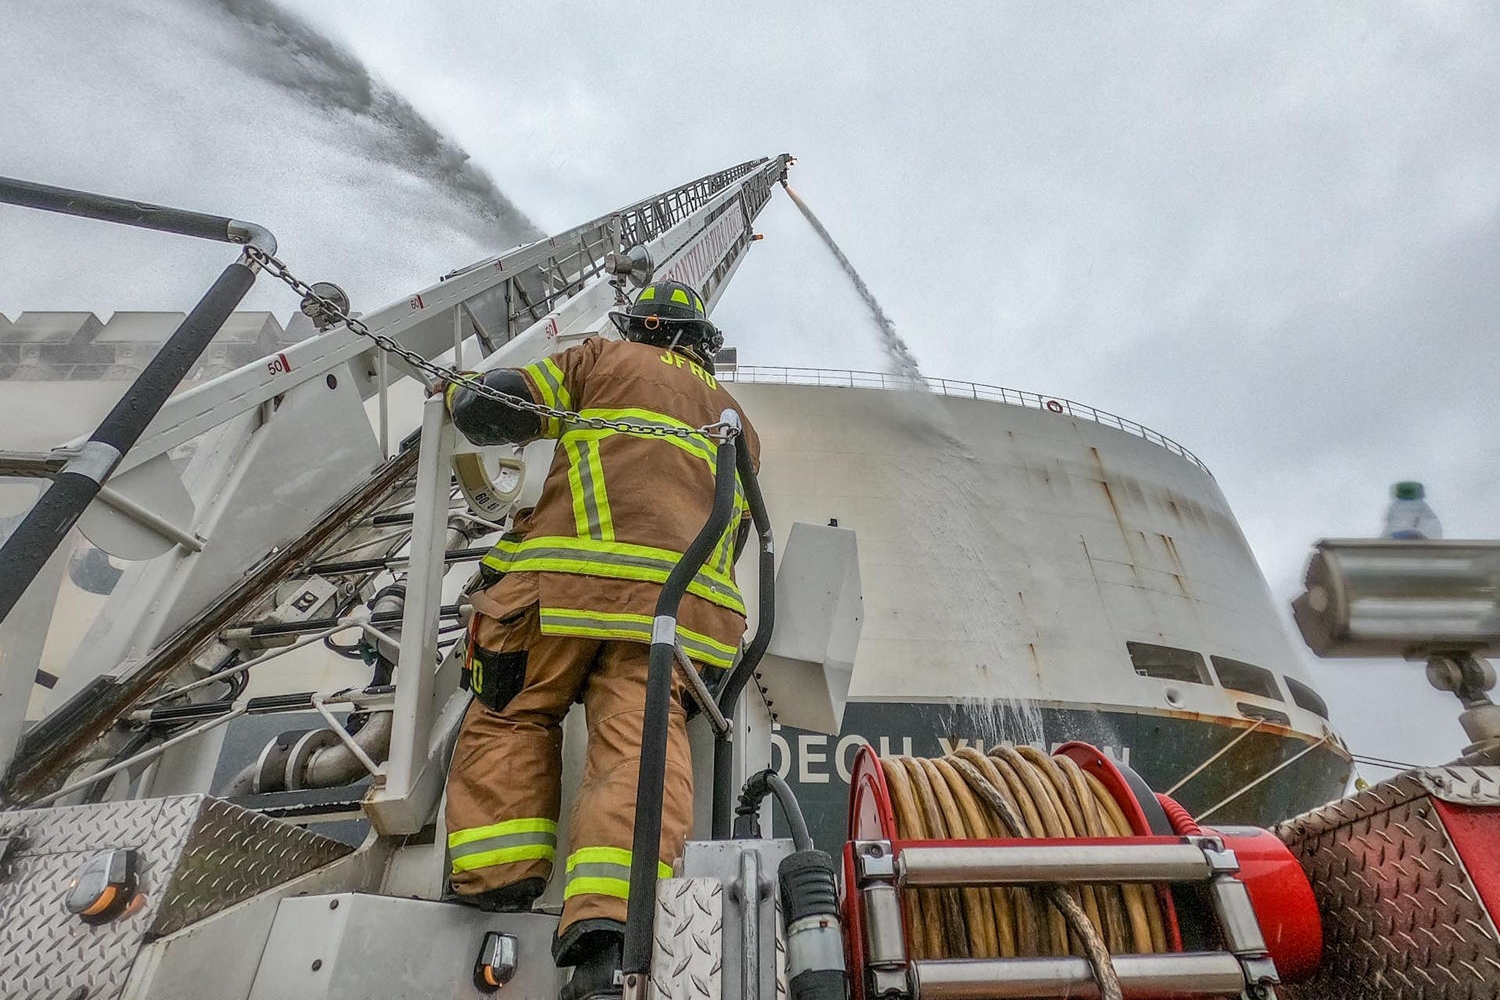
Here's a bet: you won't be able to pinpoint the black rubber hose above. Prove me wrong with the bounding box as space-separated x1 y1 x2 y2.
622 430 741 979
779 849 848 1000
734 768 814 852
712 444 775 837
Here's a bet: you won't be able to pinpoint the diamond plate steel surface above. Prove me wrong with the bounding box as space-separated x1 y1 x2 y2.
1415 766 1500 808
1276 771 1500 1000
652 877 723 1000
0 795 352 998
155 794 351 935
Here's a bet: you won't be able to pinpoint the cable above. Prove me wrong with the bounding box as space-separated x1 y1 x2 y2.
733 768 814 851
1350 752 1423 772
875 746 1180 1000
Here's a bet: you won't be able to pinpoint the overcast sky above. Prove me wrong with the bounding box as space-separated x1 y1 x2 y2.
3 0 1498 776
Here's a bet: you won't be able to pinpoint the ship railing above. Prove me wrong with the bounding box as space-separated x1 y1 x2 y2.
719 365 1211 474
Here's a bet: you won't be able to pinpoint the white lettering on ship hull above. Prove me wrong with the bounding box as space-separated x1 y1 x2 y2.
769 728 1133 785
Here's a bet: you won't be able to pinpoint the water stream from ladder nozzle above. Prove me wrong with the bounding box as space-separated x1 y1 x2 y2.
781 183 925 383
210 0 541 244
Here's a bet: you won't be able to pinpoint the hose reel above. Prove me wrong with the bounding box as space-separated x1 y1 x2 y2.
842 741 1322 1000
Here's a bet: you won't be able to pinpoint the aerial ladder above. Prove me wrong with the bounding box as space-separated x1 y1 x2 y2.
4 155 1500 1000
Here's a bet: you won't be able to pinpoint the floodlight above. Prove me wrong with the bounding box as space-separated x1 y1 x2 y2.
1292 539 1500 658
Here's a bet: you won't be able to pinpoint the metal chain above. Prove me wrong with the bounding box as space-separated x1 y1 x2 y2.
243 246 741 443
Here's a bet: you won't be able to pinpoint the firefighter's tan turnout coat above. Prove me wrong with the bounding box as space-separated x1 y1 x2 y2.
443 338 760 948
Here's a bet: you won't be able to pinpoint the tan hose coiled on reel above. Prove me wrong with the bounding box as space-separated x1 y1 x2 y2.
878 746 1171 1000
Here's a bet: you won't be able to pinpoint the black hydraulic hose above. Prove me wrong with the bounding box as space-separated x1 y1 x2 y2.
622 422 741 980
712 444 776 837
0 178 275 628
734 768 814 852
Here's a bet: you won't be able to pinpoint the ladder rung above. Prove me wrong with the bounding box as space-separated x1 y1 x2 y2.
909 951 1250 1000
898 843 1217 886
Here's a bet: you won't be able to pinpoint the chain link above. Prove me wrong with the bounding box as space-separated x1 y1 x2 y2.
244 246 741 443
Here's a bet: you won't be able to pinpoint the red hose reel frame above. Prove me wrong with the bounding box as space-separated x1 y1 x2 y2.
841 741 1322 997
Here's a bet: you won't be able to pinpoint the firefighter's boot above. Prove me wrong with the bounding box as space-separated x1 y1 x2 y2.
559 928 624 1000
459 876 546 913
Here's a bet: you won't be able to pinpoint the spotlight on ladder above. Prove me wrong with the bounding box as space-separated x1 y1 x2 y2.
299 281 351 331
1292 538 1500 760
603 244 654 288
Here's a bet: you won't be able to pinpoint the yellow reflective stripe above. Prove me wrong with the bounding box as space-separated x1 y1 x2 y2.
483 536 745 615
522 358 566 408
564 876 630 900
575 407 717 466
520 358 569 438
583 438 614 541
561 437 614 543
567 845 634 869
448 817 558 849
562 846 675 901
563 439 592 538
712 484 746 575
480 536 521 573
452 843 555 874
548 361 571 411
540 608 738 668
563 852 675 876
448 817 558 875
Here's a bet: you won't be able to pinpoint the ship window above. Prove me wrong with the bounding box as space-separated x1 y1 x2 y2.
1237 702 1290 726
1210 657 1284 701
1127 642 1212 685
1285 677 1330 719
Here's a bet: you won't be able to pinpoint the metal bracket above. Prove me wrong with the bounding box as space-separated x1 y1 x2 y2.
867 966 911 1000
853 840 896 882
1186 834 1240 875
1238 955 1280 998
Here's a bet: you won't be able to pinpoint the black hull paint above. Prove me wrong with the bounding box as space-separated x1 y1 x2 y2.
769 701 1351 848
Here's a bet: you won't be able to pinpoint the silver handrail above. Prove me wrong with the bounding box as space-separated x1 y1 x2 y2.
719 365 1210 474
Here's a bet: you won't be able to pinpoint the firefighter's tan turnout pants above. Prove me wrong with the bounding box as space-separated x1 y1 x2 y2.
445 603 692 945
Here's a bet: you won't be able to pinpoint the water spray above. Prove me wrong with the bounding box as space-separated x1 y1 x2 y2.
209 0 540 243
781 181 925 384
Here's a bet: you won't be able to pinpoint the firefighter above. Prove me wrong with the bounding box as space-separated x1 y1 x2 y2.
441 279 759 999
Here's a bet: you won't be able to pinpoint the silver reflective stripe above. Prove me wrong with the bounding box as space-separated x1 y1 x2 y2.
449 829 557 862
575 439 606 541
62 441 123 484
567 861 631 883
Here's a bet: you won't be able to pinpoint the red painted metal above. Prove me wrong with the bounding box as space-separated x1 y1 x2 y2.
842 843 871 1000
847 743 898 841
1433 800 1500 927
1211 826 1323 981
